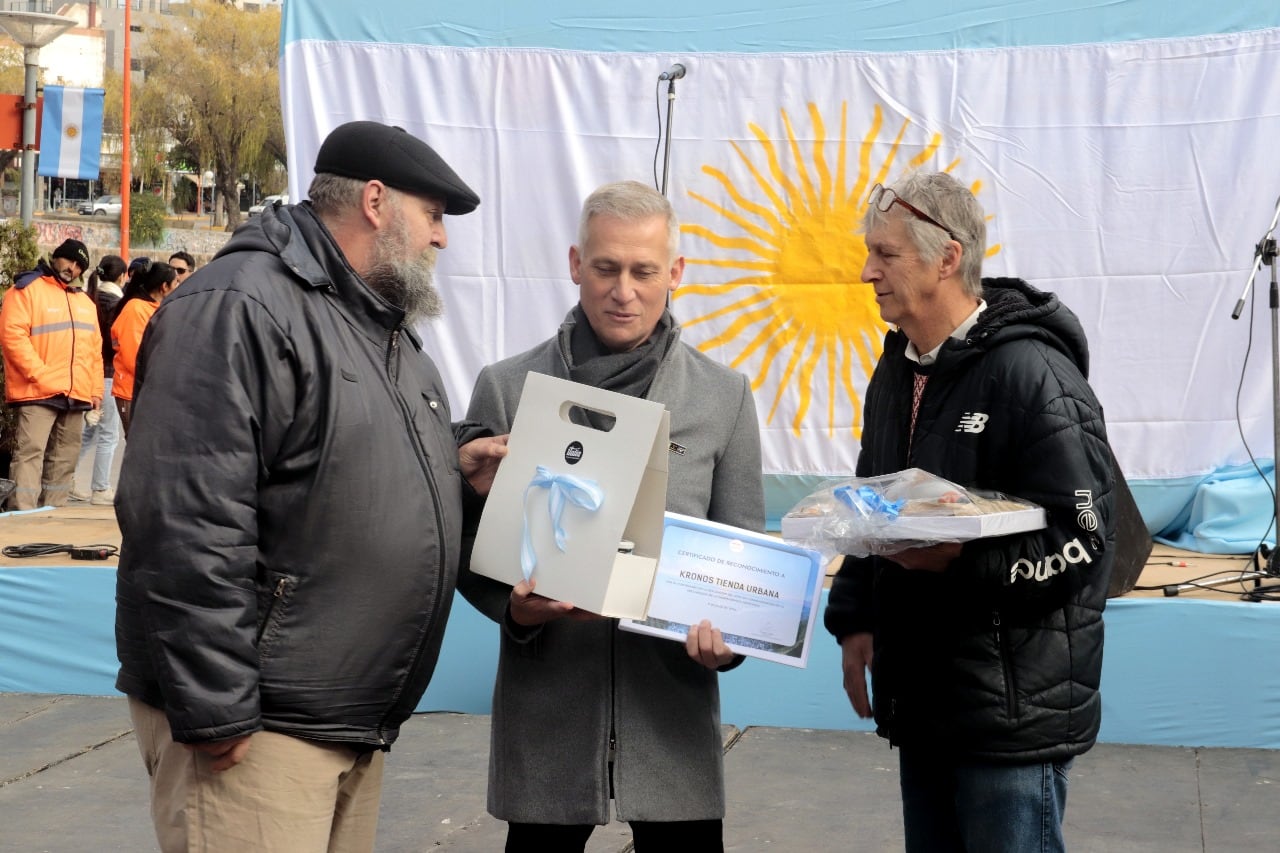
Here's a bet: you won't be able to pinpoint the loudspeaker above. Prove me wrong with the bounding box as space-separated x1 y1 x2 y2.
1107 451 1151 598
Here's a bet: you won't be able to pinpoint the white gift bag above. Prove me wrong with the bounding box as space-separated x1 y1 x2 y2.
470 373 671 619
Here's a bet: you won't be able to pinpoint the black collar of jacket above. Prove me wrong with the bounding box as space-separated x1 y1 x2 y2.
267 201 415 345
13 259 82 292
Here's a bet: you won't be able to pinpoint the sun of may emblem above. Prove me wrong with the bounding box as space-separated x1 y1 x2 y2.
674 103 997 439
65 124 80 139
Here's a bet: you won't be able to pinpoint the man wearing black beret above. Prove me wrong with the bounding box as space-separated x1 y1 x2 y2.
0 238 103 509
114 121 507 852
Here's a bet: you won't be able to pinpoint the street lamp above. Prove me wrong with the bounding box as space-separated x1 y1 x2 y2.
200 169 214 217
0 10 76 226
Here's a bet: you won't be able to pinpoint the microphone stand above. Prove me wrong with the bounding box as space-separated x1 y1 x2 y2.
659 74 679 198
658 66 683 312
1258 235 1279 576
1232 194 1280 580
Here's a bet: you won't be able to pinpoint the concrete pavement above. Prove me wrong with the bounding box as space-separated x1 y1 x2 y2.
2 693 1277 851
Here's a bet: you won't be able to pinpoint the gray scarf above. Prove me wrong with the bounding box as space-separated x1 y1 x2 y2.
561 304 677 401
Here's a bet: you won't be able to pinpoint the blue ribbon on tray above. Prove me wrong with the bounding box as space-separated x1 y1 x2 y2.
833 485 904 520
520 465 605 581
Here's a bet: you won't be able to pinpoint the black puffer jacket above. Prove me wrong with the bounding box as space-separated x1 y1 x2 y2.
115 202 484 748
824 278 1116 763
93 282 122 378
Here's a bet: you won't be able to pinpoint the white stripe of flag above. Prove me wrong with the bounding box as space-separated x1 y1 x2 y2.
37 85 105 180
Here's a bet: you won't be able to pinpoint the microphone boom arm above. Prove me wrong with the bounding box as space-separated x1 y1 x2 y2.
1233 194 1280 319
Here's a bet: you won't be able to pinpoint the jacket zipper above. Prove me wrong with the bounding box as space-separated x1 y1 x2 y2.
256 577 288 644
609 623 618 755
376 325 449 746
384 327 399 380
608 617 618 811
65 288 78 398
993 612 1018 720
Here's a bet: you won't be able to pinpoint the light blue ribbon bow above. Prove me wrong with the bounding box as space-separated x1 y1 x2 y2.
833 485 904 521
520 465 605 581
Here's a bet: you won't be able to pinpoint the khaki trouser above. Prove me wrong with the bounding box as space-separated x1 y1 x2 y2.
7 405 85 510
129 698 385 853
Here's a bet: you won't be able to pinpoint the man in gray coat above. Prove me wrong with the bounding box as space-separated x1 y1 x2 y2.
459 181 765 851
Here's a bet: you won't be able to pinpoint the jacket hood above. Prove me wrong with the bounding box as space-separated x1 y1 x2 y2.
215 201 336 291
212 200 413 343
13 259 79 292
973 276 1092 378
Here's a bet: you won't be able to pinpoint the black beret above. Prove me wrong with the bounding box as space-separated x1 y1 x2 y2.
52 239 90 273
314 121 480 215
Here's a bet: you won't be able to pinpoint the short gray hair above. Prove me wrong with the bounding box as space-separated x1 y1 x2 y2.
864 171 987 297
578 181 679 260
306 172 367 220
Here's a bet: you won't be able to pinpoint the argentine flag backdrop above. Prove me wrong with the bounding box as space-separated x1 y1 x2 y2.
37 85 105 181
280 1 1280 550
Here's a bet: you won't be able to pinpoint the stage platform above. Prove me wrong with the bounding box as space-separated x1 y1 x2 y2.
2 504 1279 750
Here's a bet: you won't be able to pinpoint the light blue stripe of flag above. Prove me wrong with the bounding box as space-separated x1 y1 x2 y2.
38 86 105 180
282 0 1280 53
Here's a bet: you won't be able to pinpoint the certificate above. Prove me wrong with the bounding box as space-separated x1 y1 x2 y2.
618 513 826 668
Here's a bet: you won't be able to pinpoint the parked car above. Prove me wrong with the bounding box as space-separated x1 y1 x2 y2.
248 193 288 216
78 194 122 216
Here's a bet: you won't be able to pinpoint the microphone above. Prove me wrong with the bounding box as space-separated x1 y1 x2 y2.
658 63 686 81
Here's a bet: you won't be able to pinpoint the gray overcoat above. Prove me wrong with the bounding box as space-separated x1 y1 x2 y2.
458 309 765 824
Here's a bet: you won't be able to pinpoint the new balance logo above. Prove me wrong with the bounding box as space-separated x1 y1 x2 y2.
955 412 989 433
1009 538 1094 584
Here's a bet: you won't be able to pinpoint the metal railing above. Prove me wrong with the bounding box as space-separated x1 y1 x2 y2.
2 2 57 13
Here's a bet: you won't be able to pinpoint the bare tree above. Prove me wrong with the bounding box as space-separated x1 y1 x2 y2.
140 0 281 230
97 68 168 197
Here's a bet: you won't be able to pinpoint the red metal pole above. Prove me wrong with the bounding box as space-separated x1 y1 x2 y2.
120 1 132 258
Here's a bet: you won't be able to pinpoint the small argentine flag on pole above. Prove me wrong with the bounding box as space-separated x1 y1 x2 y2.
37 85 106 180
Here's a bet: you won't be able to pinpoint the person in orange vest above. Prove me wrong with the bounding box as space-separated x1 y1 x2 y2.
1 239 104 510
111 260 178 437
71 254 128 505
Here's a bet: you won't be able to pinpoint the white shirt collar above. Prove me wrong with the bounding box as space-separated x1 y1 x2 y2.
905 299 987 366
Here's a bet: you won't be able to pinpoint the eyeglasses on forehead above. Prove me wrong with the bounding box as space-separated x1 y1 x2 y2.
868 183 958 242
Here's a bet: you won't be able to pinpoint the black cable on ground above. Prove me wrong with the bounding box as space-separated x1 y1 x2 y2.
2 542 118 560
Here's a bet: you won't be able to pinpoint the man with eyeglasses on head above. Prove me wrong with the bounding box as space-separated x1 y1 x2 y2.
167 251 196 285
824 171 1116 853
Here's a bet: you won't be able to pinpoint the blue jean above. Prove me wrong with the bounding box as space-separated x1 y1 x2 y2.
898 747 1072 853
77 377 121 491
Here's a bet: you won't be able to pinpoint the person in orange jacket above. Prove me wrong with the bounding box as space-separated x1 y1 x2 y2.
0 239 104 510
72 254 128 505
111 260 178 436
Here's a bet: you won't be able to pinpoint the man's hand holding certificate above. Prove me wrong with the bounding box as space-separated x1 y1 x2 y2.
620 513 826 668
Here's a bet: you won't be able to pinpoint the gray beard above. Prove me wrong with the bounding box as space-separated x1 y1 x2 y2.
364 256 444 323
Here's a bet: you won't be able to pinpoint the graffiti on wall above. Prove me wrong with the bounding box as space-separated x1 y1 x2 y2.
30 220 231 265
34 220 85 246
